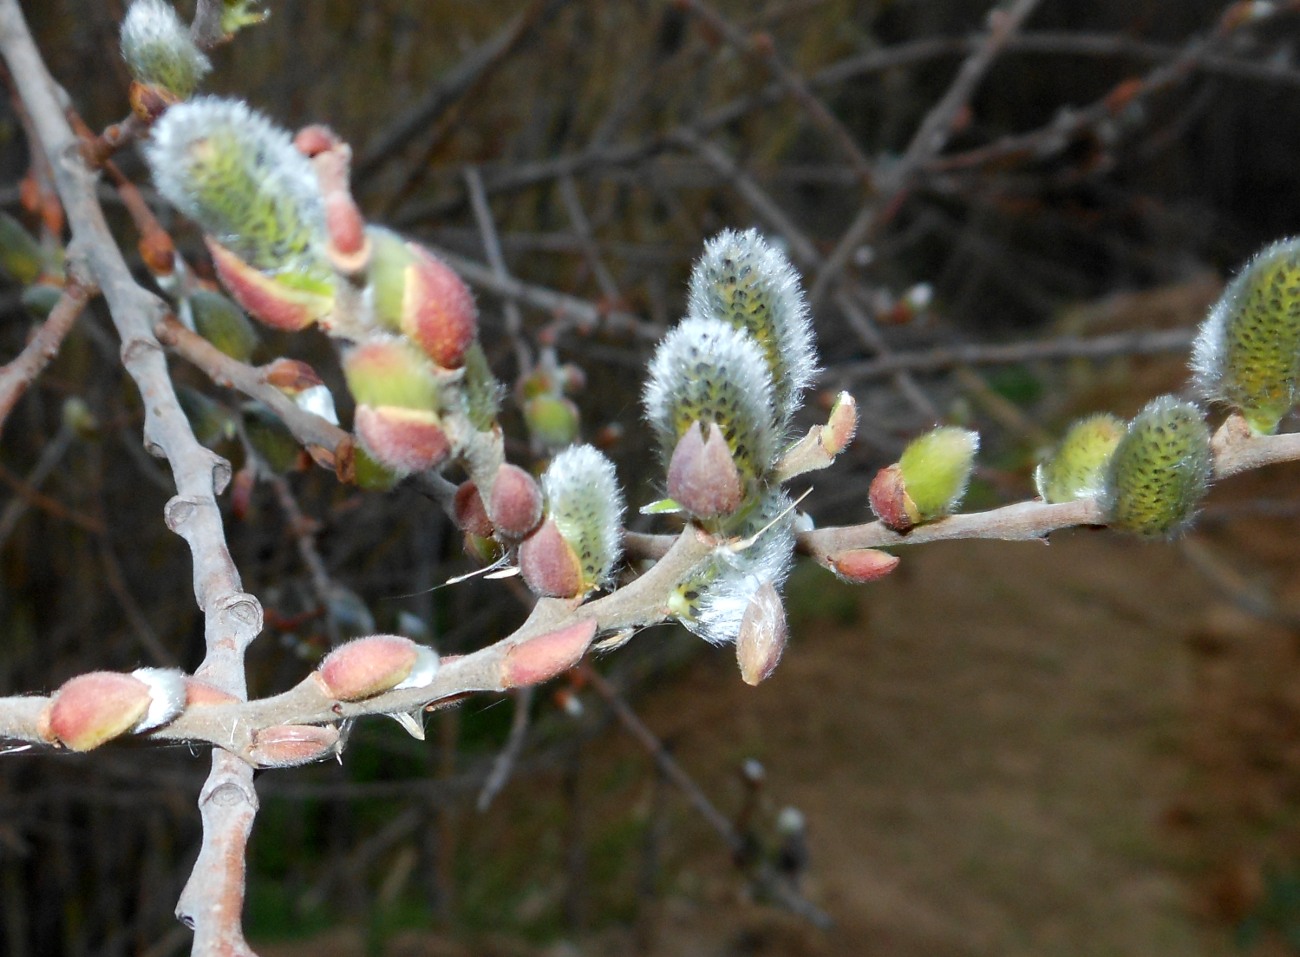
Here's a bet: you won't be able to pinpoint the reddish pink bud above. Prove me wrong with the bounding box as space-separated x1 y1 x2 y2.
869 463 914 533
207 239 332 332
317 634 431 701
454 481 494 538
247 724 340 767
262 358 324 395
354 404 451 474
735 581 788 686
820 547 900 583
488 464 543 539
293 125 339 157
500 619 597 689
402 244 477 369
667 421 744 519
44 672 152 751
821 391 858 456
518 517 585 598
325 191 367 262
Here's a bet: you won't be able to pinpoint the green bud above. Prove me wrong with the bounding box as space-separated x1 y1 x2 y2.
343 337 439 412
366 226 414 331
870 426 978 531
460 342 502 431
1034 413 1126 503
189 288 260 362
177 386 235 447
1103 395 1212 538
352 445 400 491
1192 237 1300 434
243 402 301 473
0 212 45 285
524 394 581 450
120 0 211 100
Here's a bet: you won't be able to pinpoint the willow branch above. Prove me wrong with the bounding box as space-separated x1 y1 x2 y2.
0 3 261 953
0 277 94 435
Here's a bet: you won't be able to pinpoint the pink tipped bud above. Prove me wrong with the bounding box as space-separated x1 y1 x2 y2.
868 463 914 533
293 125 338 157
317 634 438 701
402 244 477 369
821 391 858 456
667 421 744 519
735 581 788 686
354 405 450 474
207 239 331 331
454 481 494 538
500 620 597 689
44 672 153 751
488 464 543 539
247 724 340 768
518 517 585 598
820 547 899 583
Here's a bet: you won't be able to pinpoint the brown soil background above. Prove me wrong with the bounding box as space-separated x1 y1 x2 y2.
262 482 1300 956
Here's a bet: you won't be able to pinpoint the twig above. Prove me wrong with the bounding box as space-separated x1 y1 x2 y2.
464 166 531 378
809 0 1044 309
476 685 534 812
675 0 874 183
835 326 1196 382
582 665 832 929
0 279 94 435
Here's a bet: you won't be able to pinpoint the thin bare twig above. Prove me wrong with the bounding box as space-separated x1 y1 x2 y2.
809 0 1045 309
0 279 94 434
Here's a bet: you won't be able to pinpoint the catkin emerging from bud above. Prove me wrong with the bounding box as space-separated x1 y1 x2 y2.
1192 237 1300 435
644 318 778 492
1034 413 1126 503
147 97 328 281
1103 396 1212 538
870 426 979 532
668 490 796 647
521 444 625 597
688 229 817 428
120 0 211 100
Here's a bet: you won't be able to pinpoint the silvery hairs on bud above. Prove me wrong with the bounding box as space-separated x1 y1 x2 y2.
688 228 818 429
146 97 326 274
677 489 797 646
120 0 211 98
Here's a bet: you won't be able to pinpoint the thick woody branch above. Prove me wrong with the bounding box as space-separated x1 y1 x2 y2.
0 3 260 953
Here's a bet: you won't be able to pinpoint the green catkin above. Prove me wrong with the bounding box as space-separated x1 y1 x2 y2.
1103 396 1212 538
688 229 817 428
644 317 777 483
1035 413 1126 503
1192 237 1300 435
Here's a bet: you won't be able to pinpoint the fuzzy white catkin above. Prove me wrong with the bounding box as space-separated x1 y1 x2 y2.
120 0 210 97
146 97 326 273
643 317 778 477
682 490 797 646
687 228 818 429
542 444 626 590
